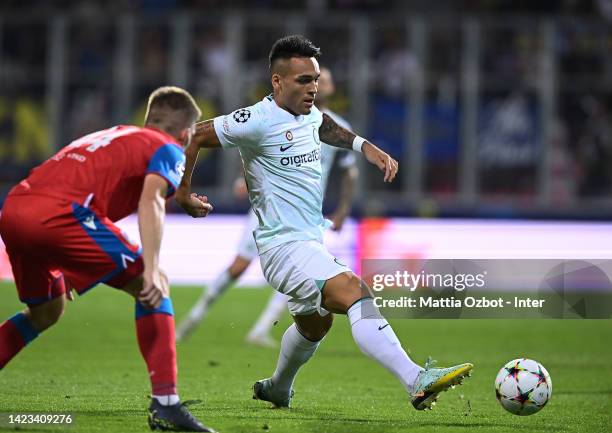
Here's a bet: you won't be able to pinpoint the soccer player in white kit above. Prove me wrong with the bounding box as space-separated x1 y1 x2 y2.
175 67 358 346
177 35 473 411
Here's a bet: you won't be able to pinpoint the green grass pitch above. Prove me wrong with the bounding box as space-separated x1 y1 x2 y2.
0 281 610 433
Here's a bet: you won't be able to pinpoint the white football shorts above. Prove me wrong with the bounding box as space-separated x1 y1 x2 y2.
259 239 352 316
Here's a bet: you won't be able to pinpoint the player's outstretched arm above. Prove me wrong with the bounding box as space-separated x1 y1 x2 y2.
138 174 170 308
175 120 219 217
319 113 399 183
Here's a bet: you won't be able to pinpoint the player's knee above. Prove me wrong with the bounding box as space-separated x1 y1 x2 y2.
342 275 366 310
27 301 65 332
228 257 250 278
38 307 64 330
319 313 334 335
323 274 367 313
296 313 333 341
228 267 243 280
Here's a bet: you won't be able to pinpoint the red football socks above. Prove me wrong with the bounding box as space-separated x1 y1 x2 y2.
135 299 178 395
0 312 39 369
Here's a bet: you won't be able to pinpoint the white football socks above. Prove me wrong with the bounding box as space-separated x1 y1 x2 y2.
205 269 234 307
176 269 235 340
348 298 422 393
248 291 289 338
153 394 180 406
271 323 322 392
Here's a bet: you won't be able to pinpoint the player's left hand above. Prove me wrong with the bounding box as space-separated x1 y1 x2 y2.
140 268 167 309
362 142 399 183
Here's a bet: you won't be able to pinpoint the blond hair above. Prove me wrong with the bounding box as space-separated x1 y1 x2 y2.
144 86 202 135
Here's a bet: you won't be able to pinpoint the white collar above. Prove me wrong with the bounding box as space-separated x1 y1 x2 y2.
265 95 304 123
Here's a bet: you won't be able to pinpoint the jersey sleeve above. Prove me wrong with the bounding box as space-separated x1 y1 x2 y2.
213 106 264 149
146 143 186 198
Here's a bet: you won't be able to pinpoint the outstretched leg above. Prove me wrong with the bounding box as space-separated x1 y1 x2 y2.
254 240 471 411
323 272 422 391
323 272 472 410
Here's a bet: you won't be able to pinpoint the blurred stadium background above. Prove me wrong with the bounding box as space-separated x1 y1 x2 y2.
1 0 612 284
0 5 611 433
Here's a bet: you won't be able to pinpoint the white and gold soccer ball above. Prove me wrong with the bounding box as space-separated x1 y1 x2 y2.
494 358 552 415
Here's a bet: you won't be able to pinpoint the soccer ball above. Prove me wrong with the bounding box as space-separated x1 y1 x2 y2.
494 358 552 415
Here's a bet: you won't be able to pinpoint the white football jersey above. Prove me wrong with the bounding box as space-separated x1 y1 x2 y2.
214 95 331 254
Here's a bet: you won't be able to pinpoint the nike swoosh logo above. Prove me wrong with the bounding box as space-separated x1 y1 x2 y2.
280 144 295 152
378 323 390 331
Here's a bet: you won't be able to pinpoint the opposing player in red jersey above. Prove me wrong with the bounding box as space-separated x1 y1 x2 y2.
0 87 215 432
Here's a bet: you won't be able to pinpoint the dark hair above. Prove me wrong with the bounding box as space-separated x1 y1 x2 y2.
269 35 321 70
144 86 201 133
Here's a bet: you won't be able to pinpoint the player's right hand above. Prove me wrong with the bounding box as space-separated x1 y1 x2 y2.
362 142 399 183
177 192 214 218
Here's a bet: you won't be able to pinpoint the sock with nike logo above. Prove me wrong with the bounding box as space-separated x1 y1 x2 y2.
347 297 422 393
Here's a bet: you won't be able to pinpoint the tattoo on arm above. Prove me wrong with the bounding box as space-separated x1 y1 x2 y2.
319 113 356 149
193 120 222 149
179 119 221 191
